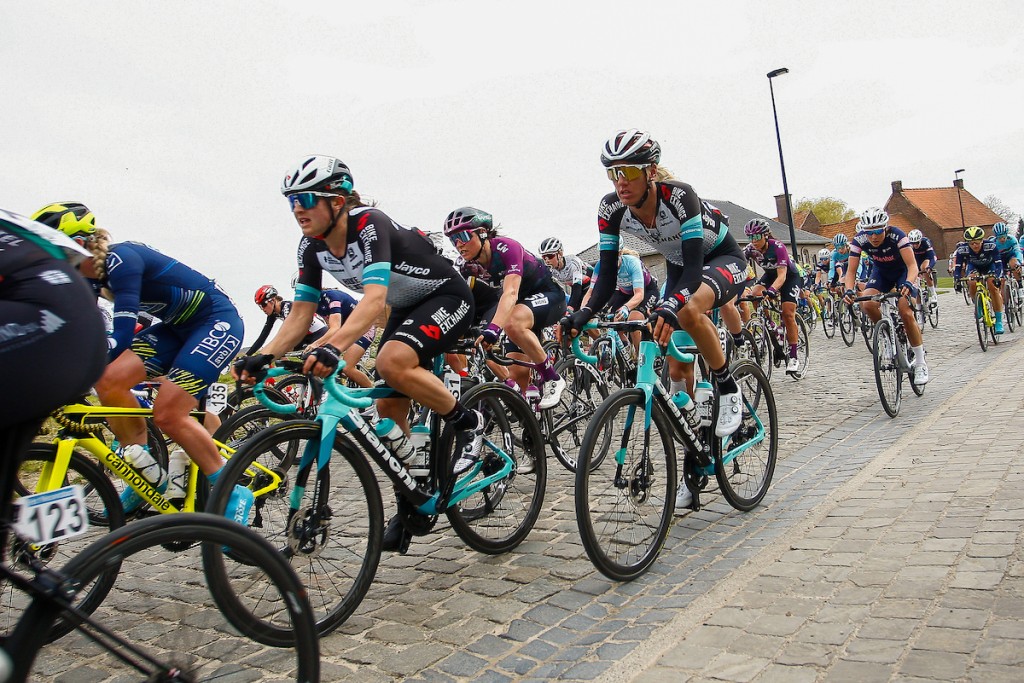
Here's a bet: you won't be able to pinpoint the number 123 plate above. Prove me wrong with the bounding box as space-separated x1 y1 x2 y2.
13 485 90 544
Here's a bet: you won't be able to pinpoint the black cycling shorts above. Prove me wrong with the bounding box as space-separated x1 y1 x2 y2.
381 278 475 368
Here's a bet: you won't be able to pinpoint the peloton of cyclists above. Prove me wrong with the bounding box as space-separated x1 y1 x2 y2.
842 207 930 383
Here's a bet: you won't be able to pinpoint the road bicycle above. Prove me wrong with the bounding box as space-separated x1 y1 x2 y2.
572 320 777 581
1000 266 1023 332
0 424 319 681
838 296 872 350
968 272 1001 351
913 271 940 330
856 292 925 418
206 357 546 636
817 288 838 339
740 295 810 379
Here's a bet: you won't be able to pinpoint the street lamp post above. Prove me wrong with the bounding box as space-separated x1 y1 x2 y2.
954 168 966 229
768 67 799 260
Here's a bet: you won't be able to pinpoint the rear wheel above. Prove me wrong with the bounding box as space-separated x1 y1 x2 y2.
543 358 610 472
872 319 902 417
743 318 773 381
575 389 676 582
714 360 777 510
839 302 856 347
791 316 811 380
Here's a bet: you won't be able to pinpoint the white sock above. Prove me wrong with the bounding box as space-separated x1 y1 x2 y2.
670 380 687 396
913 345 926 365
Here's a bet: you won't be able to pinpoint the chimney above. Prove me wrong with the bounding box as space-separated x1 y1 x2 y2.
891 180 903 193
953 178 964 189
774 194 791 223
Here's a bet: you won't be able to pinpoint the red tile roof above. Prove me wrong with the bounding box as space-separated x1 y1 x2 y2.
893 187 1003 228
773 210 810 229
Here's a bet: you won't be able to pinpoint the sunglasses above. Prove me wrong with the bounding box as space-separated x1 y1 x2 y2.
541 252 559 259
448 230 475 246
747 234 766 242
285 191 340 210
861 228 886 236
605 165 647 182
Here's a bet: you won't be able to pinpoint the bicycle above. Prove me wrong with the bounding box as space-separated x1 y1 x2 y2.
740 295 810 379
818 288 838 339
855 292 926 418
914 272 939 330
1000 266 1023 331
206 356 546 637
968 272 1001 351
572 320 777 581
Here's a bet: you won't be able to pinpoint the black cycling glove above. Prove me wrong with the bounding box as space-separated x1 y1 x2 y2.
234 353 274 379
307 344 341 371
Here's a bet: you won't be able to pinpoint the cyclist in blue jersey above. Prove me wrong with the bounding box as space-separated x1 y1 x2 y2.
31 202 252 518
991 222 1022 285
828 234 852 294
744 219 803 376
309 287 375 387
563 129 748 440
843 207 930 383
444 207 567 412
957 226 1006 333
581 246 660 352
907 229 939 306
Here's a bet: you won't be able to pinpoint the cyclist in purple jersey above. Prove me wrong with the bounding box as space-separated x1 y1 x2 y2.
444 207 567 412
744 218 802 376
843 207 930 383
234 156 483 519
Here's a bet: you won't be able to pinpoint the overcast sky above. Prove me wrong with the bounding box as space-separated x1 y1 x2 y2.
3 1 1021 343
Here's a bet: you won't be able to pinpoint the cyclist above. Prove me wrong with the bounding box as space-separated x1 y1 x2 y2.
991 222 1022 284
563 129 748 440
248 284 328 353
233 156 480 550
309 286 376 387
744 219 803 376
538 237 592 313
812 248 832 310
828 234 852 294
842 207 930 383
444 206 567 411
907 229 939 308
0 207 107 477
580 245 660 353
30 202 253 517
957 226 1005 334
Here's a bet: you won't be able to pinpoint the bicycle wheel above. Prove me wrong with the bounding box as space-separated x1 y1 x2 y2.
975 293 988 351
544 358 610 473
714 360 777 510
928 295 940 329
1013 282 1024 328
1005 287 1016 333
860 310 873 352
223 383 295 420
743 318 773 381
3 445 125 642
821 296 836 339
206 419 383 637
214 403 297 452
575 388 676 581
28 514 319 682
872 319 902 417
791 316 811 379
839 302 856 347
446 383 547 554
733 328 763 371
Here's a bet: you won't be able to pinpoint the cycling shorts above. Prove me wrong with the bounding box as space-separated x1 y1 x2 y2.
381 278 474 368
865 266 907 294
664 251 750 310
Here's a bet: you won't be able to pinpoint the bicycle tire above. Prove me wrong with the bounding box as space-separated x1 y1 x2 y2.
206 419 383 638
1005 287 1016 333
714 360 777 511
860 309 873 352
907 341 926 397
872 319 902 417
575 388 676 582
214 403 298 453
928 296 940 329
975 293 988 351
792 316 811 379
445 382 547 554
839 302 856 347
45 514 319 682
734 328 763 372
743 318 773 381
821 296 836 339
3 445 125 643
223 383 295 420
544 358 610 473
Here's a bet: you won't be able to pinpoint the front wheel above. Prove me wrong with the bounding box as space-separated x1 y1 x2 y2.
790 316 811 379
575 388 676 581
715 360 777 510
446 382 547 554
542 358 610 473
975 293 989 351
743 318 773 381
206 419 383 637
821 296 836 339
872 319 902 417
839 302 856 347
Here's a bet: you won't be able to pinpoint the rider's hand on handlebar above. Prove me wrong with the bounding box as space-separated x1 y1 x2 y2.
302 344 341 377
842 289 855 305
561 307 593 340
233 353 274 383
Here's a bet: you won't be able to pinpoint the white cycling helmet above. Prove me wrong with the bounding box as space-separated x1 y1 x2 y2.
600 129 661 167
817 248 831 260
907 229 923 243
833 233 849 248
539 237 562 255
857 207 889 231
280 155 353 195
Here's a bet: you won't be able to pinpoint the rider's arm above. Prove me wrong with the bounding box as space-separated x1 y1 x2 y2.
899 245 919 284
843 255 861 293
489 273 523 329
246 315 277 355
105 245 146 360
259 301 317 359
566 257 586 311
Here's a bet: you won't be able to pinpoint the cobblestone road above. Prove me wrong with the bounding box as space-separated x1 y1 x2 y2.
35 291 1024 682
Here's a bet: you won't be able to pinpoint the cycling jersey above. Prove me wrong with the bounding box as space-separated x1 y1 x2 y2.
316 289 376 351
850 229 911 275
248 300 328 354
911 236 938 268
593 181 745 310
952 242 968 279
828 248 851 281
591 253 654 294
293 206 457 309
548 254 592 310
993 235 1023 265
751 238 802 303
957 239 1004 278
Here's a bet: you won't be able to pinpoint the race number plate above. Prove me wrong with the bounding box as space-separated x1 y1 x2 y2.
206 382 229 415
13 485 89 544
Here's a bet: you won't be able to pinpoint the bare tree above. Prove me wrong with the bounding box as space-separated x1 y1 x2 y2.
983 194 1020 226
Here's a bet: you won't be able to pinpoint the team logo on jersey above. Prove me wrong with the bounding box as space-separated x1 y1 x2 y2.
106 251 124 274
419 324 441 340
190 320 241 368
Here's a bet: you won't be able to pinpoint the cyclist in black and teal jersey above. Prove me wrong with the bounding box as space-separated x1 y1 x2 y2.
907 229 939 306
444 207 567 413
563 129 748 439
957 226 1006 333
538 237 592 313
30 202 252 518
843 207 930 383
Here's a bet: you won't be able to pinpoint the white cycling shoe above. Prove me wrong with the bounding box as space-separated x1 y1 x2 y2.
715 388 743 437
674 483 693 514
913 362 930 385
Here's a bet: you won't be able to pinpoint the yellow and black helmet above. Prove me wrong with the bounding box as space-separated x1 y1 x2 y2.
30 202 97 239
964 226 985 241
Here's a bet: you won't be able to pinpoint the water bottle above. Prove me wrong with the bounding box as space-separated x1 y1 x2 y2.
671 391 701 431
407 425 431 478
165 449 190 499
694 381 714 427
375 418 414 462
120 443 167 487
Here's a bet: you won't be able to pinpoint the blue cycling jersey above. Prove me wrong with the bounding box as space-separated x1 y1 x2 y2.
911 236 938 267
317 288 359 320
591 253 652 293
957 239 1004 278
993 235 1023 262
828 249 850 280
